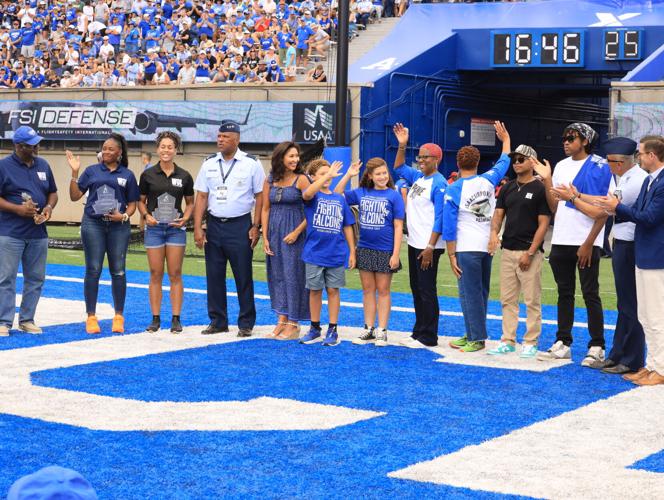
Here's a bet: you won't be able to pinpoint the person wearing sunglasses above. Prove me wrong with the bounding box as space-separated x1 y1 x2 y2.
487 145 551 358
391 123 447 349
534 123 613 367
553 137 647 376
443 121 512 353
597 136 664 386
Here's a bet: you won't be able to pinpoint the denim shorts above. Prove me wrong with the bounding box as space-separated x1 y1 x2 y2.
144 224 187 248
305 263 346 290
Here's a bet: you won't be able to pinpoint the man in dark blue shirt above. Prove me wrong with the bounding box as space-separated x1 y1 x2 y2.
0 126 58 336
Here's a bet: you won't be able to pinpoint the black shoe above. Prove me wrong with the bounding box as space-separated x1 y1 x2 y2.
602 363 633 375
237 328 253 338
201 324 229 335
146 317 160 332
171 317 183 334
593 359 617 370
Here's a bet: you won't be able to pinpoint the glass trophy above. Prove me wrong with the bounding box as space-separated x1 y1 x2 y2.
152 192 179 223
92 185 120 215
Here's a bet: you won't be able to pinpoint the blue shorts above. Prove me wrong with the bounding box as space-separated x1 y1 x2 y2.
144 224 187 249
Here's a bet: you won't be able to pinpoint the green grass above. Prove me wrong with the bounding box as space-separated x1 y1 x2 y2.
46 224 617 310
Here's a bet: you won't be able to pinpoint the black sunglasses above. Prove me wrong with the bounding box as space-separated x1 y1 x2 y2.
513 155 528 164
562 135 580 143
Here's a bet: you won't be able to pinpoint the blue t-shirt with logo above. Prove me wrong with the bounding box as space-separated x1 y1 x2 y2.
344 187 404 252
303 191 355 268
77 163 139 219
0 153 57 239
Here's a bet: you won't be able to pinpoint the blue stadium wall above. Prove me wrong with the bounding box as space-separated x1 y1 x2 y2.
350 1 664 176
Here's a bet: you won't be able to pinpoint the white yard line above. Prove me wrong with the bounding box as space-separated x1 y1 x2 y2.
20 273 617 330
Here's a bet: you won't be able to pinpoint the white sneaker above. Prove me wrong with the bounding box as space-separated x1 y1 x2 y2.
537 340 571 361
19 321 43 334
0 324 9 337
374 328 388 347
581 346 605 368
400 338 428 349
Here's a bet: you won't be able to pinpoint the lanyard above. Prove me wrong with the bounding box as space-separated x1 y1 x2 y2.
218 158 237 185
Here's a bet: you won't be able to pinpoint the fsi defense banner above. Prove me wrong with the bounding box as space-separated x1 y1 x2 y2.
0 101 331 143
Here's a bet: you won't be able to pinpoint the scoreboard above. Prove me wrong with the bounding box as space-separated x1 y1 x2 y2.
490 29 643 68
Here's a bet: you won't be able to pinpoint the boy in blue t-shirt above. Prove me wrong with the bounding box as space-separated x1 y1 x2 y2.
300 159 356 346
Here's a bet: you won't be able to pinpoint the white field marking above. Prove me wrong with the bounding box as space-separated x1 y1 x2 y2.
283 327 566 373
23 273 617 331
0 326 383 432
389 386 664 499
428 340 571 372
15 295 114 327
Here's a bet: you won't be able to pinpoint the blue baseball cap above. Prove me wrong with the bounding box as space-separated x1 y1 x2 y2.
7 466 98 500
12 126 43 146
219 120 241 134
602 137 637 156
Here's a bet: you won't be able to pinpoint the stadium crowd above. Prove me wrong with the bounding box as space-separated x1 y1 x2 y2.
0 0 395 88
2 118 664 386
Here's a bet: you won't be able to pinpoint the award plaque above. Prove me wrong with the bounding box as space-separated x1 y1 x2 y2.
92 185 120 215
152 193 179 223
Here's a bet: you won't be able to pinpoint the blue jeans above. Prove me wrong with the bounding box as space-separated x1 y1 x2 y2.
0 236 48 327
456 251 492 342
81 215 131 314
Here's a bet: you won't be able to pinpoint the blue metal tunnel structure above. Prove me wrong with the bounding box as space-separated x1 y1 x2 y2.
349 0 664 176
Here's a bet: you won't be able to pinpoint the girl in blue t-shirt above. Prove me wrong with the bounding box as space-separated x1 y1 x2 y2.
335 158 405 346
299 159 356 347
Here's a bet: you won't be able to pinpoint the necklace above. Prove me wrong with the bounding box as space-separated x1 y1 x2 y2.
516 178 534 192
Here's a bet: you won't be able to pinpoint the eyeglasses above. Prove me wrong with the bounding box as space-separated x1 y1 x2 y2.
606 159 625 165
562 135 580 143
416 155 435 162
513 155 527 164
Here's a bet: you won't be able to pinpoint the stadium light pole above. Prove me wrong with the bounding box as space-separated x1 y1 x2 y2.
335 0 350 147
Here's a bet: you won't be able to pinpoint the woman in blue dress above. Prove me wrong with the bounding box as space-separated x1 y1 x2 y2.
261 141 311 340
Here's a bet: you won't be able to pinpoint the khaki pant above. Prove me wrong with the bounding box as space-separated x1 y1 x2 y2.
500 249 544 345
635 267 664 373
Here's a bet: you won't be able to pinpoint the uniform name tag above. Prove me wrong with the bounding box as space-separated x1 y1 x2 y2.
525 192 533 199
216 185 228 204
206 169 217 178
37 172 47 181
172 178 182 187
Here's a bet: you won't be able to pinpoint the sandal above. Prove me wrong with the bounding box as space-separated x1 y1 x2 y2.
266 321 287 339
276 323 301 341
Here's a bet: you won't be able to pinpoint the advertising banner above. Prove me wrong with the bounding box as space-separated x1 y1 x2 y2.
0 100 336 144
614 102 664 140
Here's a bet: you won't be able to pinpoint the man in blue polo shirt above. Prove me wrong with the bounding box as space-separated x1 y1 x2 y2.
0 126 58 336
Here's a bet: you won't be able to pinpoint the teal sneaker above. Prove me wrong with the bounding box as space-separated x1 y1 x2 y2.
520 344 538 358
487 342 516 355
449 336 468 349
460 340 486 353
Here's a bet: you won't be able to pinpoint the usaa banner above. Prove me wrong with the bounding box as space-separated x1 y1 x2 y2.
0 101 334 144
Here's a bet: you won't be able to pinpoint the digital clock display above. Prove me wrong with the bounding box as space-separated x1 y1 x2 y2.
491 30 585 67
603 29 643 60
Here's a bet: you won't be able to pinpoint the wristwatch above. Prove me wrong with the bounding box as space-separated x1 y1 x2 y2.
426 244 435 250
252 223 262 230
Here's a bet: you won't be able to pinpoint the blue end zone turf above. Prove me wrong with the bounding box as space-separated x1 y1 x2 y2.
1 264 655 499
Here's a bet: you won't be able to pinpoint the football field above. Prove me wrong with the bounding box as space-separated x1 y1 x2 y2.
2 263 663 499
